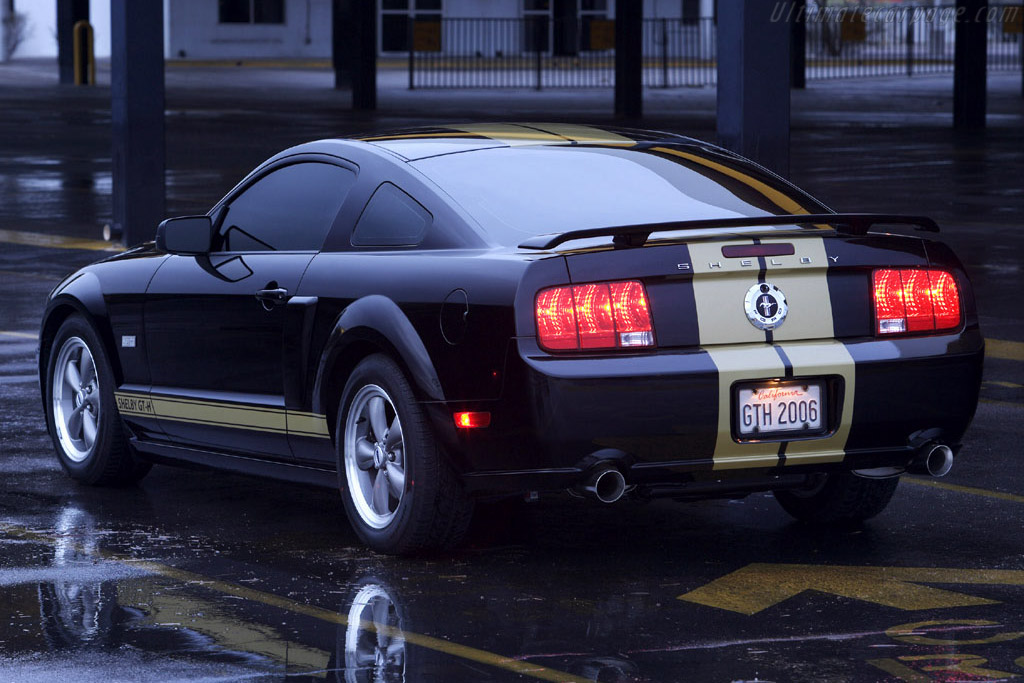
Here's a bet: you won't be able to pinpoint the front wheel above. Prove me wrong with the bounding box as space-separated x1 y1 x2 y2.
45 315 151 486
774 473 899 524
337 354 473 555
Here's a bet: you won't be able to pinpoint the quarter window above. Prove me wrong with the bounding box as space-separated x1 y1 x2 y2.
351 183 431 247
218 162 355 252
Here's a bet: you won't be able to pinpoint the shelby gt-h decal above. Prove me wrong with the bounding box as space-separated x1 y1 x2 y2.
39 124 982 555
115 391 330 439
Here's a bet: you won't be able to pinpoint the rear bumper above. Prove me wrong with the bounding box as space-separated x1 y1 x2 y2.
433 328 983 494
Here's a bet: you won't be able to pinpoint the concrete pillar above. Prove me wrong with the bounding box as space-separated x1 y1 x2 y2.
57 0 89 84
614 0 643 119
717 0 791 177
331 0 350 89
953 0 987 129
790 0 806 89
111 0 165 246
333 0 376 109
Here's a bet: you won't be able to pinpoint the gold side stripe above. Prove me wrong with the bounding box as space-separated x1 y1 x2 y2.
114 392 330 439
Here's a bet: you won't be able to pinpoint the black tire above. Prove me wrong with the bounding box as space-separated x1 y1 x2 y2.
774 473 899 524
336 354 473 555
44 315 151 486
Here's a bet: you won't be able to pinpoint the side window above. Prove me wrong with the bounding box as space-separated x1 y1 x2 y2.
351 182 431 247
217 162 355 252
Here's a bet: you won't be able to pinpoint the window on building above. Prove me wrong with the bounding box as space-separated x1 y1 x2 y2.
381 0 443 53
219 0 286 25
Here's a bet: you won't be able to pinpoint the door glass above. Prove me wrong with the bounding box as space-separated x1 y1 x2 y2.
218 162 355 252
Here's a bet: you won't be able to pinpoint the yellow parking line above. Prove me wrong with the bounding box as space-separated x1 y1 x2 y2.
979 398 1023 409
983 380 1023 389
986 338 1024 362
903 478 1024 504
0 229 121 252
0 330 38 340
0 522 588 683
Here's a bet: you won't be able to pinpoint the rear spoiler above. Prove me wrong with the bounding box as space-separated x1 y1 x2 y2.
517 213 940 250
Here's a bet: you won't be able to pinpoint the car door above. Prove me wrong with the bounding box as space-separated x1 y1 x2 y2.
144 158 357 459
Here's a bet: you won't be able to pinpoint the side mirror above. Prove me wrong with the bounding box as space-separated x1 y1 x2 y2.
156 216 213 255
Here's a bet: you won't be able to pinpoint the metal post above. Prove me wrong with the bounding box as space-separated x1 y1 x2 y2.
906 6 914 77
57 0 89 84
614 0 643 118
534 16 543 91
791 0 806 89
331 0 351 89
351 0 377 109
408 15 415 90
661 18 669 88
953 0 987 129
111 0 165 247
717 0 791 177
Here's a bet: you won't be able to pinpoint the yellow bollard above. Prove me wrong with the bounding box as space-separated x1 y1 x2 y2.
72 20 95 86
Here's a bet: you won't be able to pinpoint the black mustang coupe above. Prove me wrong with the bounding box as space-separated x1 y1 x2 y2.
39 124 983 554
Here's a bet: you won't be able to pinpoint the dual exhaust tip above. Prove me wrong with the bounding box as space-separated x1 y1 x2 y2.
910 442 954 478
575 444 953 503
576 465 627 504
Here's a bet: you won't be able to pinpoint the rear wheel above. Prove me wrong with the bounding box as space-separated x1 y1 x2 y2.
774 473 899 524
45 315 151 486
337 354 473 555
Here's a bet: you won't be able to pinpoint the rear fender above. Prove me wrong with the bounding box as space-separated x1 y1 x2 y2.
313 295 444 419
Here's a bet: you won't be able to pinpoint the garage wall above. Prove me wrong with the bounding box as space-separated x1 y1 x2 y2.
167 0 332 61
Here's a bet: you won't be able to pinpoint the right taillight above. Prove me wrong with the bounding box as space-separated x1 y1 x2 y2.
872 268 961 335
535 280 655 351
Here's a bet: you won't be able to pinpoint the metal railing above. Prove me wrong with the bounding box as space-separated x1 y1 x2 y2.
405 7 1023 89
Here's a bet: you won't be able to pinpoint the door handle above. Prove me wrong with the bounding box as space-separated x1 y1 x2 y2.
255 287 290 308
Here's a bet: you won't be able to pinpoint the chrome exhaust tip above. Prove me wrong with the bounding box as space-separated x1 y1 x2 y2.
908 442 954 478
924 443 954 478
578 466 627 504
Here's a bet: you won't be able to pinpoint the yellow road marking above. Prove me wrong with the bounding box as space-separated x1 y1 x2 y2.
983 379 1023 389
0 522 588 683
902 478 1024 504
678 563 1024 615
980 397 1024 409
0 331 37 340
0 229 121 252
986 338 1024 362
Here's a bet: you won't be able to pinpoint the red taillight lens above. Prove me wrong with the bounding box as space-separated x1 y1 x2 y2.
535 285 578 350
873 269 961 335
929 270 961 330
535 280 654 351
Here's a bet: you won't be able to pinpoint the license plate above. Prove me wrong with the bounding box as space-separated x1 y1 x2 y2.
735 381 824 438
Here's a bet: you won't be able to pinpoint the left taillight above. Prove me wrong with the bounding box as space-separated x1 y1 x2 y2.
535 280 655 351
872 268 961 336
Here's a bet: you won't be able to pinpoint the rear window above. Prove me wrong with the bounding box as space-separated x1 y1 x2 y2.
413 146 828 247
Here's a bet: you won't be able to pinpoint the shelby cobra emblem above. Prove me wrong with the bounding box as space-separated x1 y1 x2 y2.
744 282 789 330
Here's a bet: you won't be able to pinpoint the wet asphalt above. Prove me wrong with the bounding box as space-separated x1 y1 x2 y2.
0 61 1023 682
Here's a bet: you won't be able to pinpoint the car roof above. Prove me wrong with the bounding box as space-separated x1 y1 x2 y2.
346 123 707 161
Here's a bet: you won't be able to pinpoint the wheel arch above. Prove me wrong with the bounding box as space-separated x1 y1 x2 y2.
313 295 444 442
39 275 122 399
